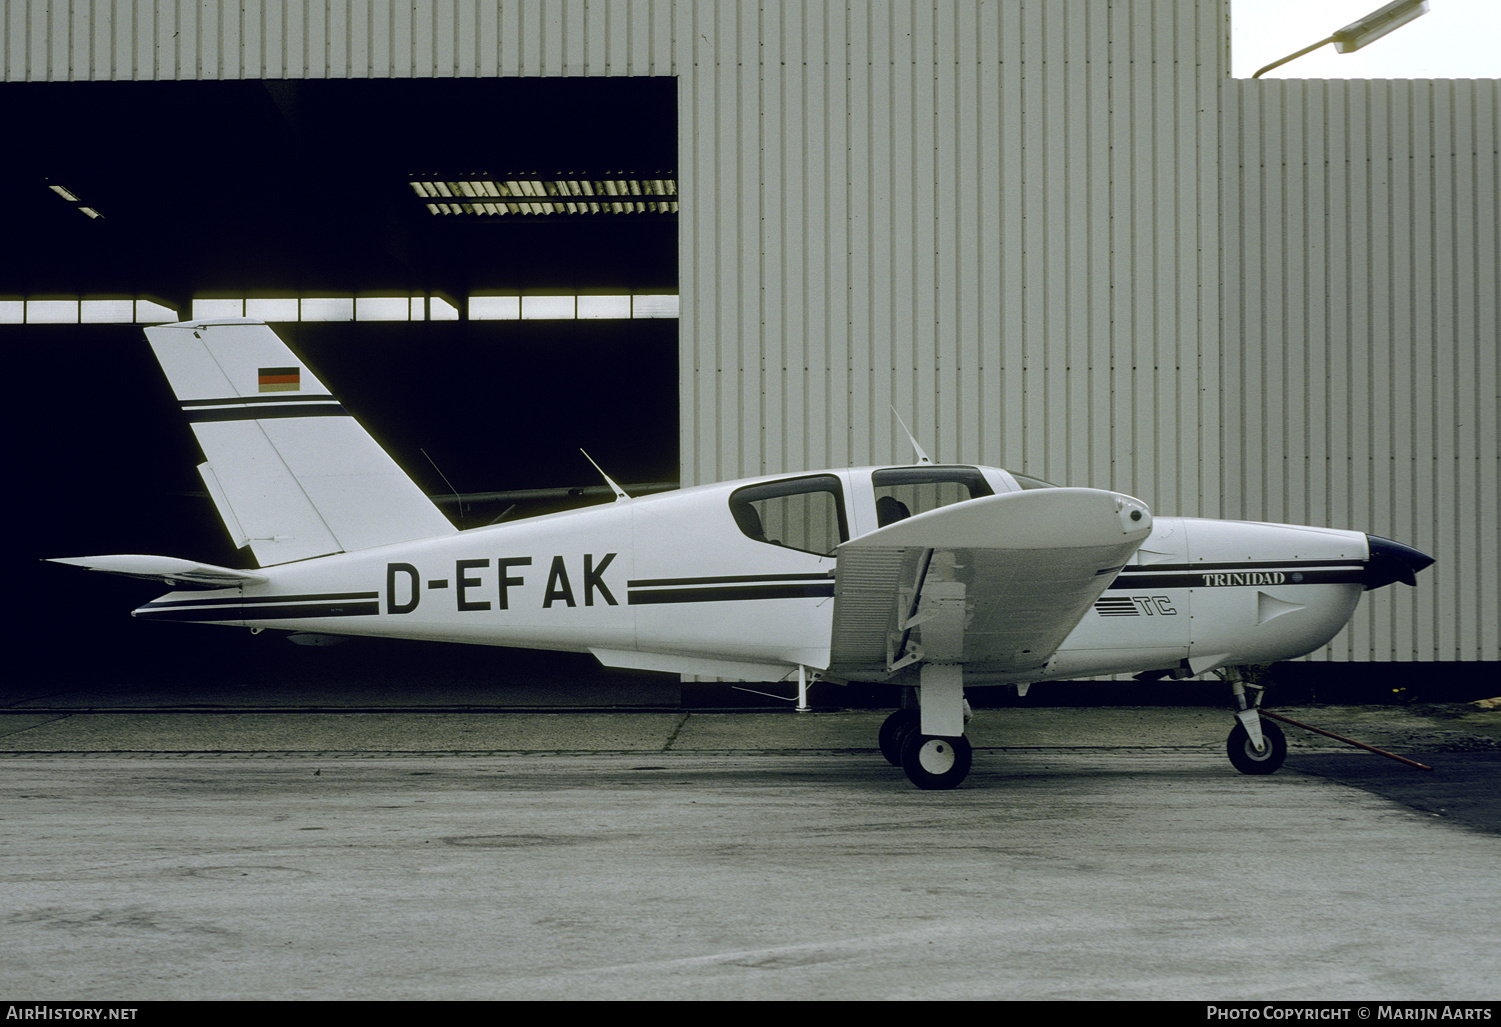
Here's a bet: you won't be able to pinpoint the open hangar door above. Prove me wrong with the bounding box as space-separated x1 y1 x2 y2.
6 78 682 704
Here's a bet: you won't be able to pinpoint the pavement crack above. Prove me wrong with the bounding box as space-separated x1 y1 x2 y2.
660 712 690 752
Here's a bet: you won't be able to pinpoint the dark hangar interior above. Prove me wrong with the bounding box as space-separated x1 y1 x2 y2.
7 78 681 695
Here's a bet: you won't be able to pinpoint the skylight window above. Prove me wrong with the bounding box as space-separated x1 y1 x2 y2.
522 296 576 320
0 297 179 324
466 294 680 321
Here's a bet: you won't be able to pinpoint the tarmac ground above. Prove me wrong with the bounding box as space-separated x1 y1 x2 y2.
3 674 1498 1001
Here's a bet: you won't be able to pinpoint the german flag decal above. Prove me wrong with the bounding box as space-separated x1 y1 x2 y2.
258 366 300 393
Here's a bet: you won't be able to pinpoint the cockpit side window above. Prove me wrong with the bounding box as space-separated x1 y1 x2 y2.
872 466 995 525
729 475 849 555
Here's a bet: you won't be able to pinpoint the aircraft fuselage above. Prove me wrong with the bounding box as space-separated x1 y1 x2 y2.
133 465 1390 687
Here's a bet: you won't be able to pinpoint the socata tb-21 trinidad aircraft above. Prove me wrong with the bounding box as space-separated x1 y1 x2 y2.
52 319 1434 789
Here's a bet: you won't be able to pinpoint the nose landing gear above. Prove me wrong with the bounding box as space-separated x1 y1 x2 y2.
1219 666 1289 775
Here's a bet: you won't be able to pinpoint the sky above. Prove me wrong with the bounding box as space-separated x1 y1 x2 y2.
1232 0 1501 78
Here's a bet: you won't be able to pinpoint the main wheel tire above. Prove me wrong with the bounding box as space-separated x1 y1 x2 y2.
1227 717 1287 775
900 732 973 790
879 709 920 766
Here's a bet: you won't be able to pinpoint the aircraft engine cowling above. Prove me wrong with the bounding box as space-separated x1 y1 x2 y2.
1182 520 1374 670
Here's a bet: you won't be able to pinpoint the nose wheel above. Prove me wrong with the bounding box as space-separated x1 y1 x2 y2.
1216 667 1289 776
1227 716 1287 775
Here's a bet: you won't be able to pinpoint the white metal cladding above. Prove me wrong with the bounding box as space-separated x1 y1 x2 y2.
4 1 1496 664
1220 79 1500 663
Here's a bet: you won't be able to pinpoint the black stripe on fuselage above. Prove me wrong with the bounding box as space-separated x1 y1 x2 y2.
628 573 833 588
629 583 836 605
138 591 379 609
1109 562 1365 590
134 591 380 622
626 573 835 606
136 602 381 622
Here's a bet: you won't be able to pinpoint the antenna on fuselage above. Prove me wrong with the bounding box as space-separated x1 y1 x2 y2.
891 408 933 465
581 449 630 501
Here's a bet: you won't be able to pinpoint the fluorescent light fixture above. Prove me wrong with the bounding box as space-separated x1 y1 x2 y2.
0 300 24 323
1333 0 1430 52
48 184 104 217
410 176 678 216
431 296 460 321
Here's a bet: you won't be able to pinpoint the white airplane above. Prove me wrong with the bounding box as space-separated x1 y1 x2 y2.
51 318 1434 789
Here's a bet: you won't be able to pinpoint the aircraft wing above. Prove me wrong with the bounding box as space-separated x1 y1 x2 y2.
828 488 1152 678
48 555 269 588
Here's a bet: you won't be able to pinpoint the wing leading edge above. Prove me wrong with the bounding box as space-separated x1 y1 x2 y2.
828 488 1153 680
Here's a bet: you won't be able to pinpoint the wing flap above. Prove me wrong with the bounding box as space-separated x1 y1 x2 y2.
829 488 1152 677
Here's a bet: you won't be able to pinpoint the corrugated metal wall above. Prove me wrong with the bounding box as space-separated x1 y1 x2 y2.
5 1 1496 664
1221 79 1500 662
683 0 1224 525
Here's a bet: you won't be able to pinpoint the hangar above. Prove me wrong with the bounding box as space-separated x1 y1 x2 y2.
6 1 1496 694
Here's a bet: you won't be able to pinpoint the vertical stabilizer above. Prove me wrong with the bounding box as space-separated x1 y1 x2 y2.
144 318 456 566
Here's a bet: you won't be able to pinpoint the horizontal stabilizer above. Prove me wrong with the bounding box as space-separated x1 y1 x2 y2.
48 555 269 588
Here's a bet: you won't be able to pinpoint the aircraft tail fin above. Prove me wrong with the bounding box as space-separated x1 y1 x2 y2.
144 318 457 566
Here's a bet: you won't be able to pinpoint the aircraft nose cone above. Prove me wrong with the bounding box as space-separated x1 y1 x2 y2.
1363 535 1435 591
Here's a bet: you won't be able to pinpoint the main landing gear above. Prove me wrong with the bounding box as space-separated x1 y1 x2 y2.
878 707 973 790
1221 667 1288 775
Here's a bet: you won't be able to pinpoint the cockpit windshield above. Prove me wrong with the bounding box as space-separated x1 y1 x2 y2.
1011 473 1059 490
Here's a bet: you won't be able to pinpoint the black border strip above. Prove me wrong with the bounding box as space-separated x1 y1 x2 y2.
184 403 348 423
181 395 337 407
